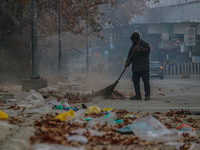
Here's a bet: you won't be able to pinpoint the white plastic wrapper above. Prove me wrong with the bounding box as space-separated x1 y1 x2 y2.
67 135 88 144
131 115 183 142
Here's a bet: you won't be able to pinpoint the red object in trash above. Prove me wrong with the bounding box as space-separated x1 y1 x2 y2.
176 124 195 131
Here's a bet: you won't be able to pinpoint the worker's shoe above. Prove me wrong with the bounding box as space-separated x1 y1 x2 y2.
130 96 142 100
145 97 150 101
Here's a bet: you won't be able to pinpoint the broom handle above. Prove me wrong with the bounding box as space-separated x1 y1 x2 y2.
116 39 141 83
116 67 127 82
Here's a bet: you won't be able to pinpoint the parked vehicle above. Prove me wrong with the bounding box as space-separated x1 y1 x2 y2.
150 61 164 79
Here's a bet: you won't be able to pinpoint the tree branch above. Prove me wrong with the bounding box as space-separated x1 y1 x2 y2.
0 7 21 27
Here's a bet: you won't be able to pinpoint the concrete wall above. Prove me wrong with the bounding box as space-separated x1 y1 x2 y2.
134 1 200 24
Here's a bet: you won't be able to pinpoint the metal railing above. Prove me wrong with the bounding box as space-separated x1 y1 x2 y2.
164 63 200 75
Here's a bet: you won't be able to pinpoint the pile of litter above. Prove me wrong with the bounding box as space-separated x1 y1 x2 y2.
30 108 200 150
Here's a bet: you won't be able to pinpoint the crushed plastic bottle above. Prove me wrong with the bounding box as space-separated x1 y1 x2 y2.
104 113 116 125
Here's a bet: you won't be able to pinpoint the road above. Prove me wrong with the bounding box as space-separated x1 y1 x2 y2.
0 75 200 150
85 75 200 112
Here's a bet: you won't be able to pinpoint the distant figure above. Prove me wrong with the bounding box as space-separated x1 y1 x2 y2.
125 32 151 101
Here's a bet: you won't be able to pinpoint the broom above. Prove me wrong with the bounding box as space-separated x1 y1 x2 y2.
97 39 141 98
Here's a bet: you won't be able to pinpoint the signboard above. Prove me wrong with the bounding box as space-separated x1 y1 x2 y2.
163 42 172 50
185 27 196 46
174 39 181 47
94 51 101 58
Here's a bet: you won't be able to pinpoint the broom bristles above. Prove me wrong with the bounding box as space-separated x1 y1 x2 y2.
97 81 118 98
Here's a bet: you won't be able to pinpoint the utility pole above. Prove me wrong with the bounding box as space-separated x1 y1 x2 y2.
86 23 89 73
22 0 47 91
58 0 62 75
85 0 89 73
31 0 39 78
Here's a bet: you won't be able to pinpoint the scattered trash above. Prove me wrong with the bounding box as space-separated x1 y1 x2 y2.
124 114 134 118
117 124 133 134
54 101 77 111
124 114 140 118
153 116 159 119
24 90 44 102
4 99 16 104
64 107 77 111
71 128 87 135
104 113 116 125
85 118 92 122
115 119 124 124
55 105 63 110
135 115 140 118
61 99 71 107
55 109 75 122
69 109 87 123
82 104 87 109
176 124 196 136
176 124 195 131
86 121 99 130
89 117 104 125
131 115 183 142
39 87 59 94
88 129 104 137
0 110 8 120
31 109 200 148
67 135 88 144
103 107 114 113
85 106 101 114
46 100 57 110
75 109 86 118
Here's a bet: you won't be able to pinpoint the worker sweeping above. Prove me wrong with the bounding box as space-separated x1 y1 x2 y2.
125 32 151 101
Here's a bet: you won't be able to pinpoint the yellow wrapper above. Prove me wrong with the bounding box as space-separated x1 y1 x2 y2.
55 109 75 122
0 110 8 120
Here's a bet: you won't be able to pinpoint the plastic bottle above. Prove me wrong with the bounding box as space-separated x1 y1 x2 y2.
104 112 116 125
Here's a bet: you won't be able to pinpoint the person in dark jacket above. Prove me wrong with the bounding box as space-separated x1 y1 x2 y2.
125 32 151 100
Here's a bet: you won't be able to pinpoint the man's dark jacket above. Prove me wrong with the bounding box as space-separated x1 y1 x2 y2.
127 39 150 72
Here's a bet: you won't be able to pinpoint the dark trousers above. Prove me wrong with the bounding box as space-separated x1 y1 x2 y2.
132 71 150 97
